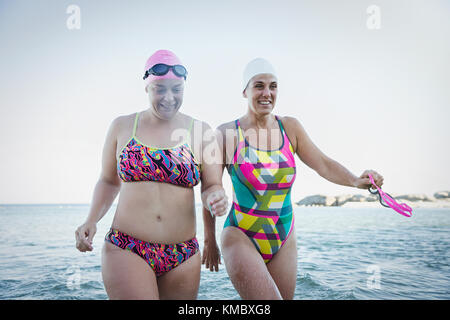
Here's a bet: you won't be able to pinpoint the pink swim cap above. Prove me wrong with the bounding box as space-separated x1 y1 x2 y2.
144 49 185 88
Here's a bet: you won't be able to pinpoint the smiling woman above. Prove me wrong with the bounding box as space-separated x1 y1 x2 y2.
143 52 187 120
201 57 385 300
74 49 228 300
147 80 185 120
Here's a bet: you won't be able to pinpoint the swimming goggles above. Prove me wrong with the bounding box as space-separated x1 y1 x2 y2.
368 173 412 217
143 64 188 80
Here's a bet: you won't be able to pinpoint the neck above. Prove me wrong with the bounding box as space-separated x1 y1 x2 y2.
143 107 180 123
244 108 275 129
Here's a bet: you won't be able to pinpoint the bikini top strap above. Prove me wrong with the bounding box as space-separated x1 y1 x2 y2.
185 118 195 144
132 112 140 137
187 118 194 134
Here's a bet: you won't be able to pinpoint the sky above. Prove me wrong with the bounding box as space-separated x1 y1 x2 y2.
0 0 449 204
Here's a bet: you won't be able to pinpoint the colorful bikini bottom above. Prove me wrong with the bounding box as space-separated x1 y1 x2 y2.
104 228 199 277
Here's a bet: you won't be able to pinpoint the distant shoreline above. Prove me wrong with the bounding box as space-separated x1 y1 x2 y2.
300 200 450 209
295 192 450 208
2 203 450 209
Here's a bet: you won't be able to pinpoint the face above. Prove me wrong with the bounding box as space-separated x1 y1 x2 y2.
146 78 185 120
243 74 278 115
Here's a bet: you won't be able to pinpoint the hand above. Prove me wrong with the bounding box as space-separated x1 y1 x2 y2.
206 189 228 217
354 170 384 190
75 221 97 252
202 239 221 272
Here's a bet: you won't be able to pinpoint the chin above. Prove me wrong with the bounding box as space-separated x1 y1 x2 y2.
155 105 180 120
157 111 177 120
255 106 274 115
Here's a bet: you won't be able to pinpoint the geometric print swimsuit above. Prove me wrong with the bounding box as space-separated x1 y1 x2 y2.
224 116 297 263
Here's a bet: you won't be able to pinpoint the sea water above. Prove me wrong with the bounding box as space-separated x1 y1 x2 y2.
0 204 449 300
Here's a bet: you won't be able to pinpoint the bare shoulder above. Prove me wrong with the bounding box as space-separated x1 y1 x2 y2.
196 118 212 132
278 115 308 137
277 115 306 152
185 116 212 141
216 120 237 148
278 115 303 131
176 113 206 131
216 120 236 135
182 116 213 159
110 112 135 131
105 112 138 149
216 121 238 165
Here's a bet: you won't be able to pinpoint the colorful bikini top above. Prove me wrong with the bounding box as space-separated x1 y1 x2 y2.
117 112 201 188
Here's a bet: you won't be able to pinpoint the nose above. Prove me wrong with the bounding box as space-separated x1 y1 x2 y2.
162 90 175 104
262 86 271 98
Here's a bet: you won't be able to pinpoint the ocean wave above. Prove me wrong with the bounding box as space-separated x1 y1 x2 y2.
295 273 357 300
1 206 449 300
297 273 321 289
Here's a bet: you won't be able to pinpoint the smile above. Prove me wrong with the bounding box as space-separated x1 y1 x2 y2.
159 105 176 110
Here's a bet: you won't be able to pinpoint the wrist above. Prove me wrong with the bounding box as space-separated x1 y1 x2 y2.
350 175 359 188
204 231 216 241
204 238 216 245
85 217 98 225
204 229 216 237
201 185 224 203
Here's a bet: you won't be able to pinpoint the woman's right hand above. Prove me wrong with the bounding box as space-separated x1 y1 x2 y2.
75 221 97 252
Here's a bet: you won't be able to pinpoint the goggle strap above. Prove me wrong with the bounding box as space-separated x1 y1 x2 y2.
368 173 412 217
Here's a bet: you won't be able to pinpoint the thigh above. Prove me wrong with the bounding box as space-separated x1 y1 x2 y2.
267 228 298 300
157 251 201 300
220 227 282 300
101 241 159 300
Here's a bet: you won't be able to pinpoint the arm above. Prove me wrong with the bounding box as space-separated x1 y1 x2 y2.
199 123 228 217
75 117 122 252
199 123 228 271
284 117 383 189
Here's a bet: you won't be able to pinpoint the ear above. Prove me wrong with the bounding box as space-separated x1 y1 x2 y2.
242 88 247 98
145 85 148 94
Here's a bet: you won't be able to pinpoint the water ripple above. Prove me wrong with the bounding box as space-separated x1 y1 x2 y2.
0 205 449 299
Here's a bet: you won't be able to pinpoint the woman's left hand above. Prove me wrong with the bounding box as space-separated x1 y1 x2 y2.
206 189 228 217
202 238 221 272
354 170 384 190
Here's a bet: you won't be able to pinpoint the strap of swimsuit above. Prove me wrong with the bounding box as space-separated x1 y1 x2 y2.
275 115 285 135
185 118 195 143
275 116 291 143
187 118 194 134
226 119 244 172
186 118 201 170
132 112 140 137
275 115 294 150
235 119 245 143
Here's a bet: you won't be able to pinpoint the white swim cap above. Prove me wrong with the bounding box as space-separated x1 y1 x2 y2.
242 58 277 92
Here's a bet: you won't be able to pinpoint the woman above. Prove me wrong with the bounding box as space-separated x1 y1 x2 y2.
75 49 227 300
202 58 384 299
